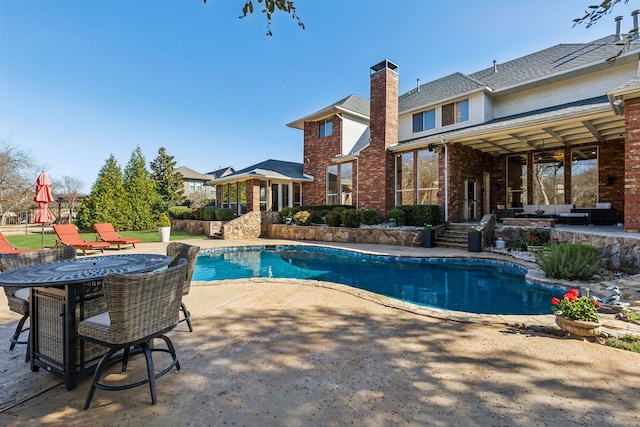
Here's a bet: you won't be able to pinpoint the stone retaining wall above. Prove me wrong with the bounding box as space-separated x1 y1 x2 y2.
170 219 222 238
267 224 423 246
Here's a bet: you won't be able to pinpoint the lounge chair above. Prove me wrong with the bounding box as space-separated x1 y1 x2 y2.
93 223 142 250
0 232 34 254
52 224 111 256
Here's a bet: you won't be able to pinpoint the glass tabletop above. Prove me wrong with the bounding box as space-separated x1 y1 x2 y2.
0 254 172 286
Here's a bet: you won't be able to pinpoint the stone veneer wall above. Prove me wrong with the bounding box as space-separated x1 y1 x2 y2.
493 223 640 274
223 211 280 240
170 219 222 238
268 224 423 247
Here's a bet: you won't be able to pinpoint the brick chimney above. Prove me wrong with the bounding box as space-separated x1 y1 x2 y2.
358 60 399 216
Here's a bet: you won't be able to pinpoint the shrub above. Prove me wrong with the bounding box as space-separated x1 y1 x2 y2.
202 205 217 221
280 207 294 222
341 209 361 228
536 243 603 280
387 208 405 225
158 213 171 227
167 206 192 219
309 210 325 224
361 209 382 225
293 210 312 226
397 205 441 226
215 208 235 221
325 210 342 227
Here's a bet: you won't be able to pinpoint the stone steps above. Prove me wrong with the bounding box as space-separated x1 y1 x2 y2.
434 223 476 249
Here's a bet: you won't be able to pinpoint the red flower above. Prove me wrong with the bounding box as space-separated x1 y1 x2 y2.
527 235 535 241
551 297 561 305
564 289 580 302
592 300 601 308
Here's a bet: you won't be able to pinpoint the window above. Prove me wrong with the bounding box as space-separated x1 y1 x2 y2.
195 182 203 192
239 182 247 214
293 183 302 207
340 163 353 205
271 183 279 211
507 155 527 208
412 109 436 133
326 165 338 205
417 150 438 204
533 150 565 205
395 152 415 205
188 182 195 192
441 99 469 126
229 183 237 213
318 119 333 138
259 181 267 211
221 184 229 208
571 147 598 208
282 183 290 209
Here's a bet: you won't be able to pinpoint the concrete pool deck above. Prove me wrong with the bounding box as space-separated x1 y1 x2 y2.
1 238 640 426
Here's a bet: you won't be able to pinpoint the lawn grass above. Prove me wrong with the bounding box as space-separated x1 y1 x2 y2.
2 229 206 250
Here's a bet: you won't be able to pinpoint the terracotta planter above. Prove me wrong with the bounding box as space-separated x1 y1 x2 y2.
555 313 602 338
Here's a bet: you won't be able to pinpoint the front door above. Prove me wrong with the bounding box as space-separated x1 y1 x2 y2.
463 177 478 221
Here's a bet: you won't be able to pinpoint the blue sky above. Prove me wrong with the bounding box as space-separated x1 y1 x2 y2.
1 0 639 193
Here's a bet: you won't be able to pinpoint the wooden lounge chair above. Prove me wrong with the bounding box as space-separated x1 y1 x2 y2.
53 224 111 256
93 223 142 250
0 232 34 254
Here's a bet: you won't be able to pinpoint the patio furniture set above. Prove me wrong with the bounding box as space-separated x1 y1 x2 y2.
0 233 201 409
494 203 618 226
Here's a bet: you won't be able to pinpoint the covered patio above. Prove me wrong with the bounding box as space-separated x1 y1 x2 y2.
1 239 640 425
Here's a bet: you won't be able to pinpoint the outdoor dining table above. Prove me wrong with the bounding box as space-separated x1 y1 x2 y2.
0 253 171 390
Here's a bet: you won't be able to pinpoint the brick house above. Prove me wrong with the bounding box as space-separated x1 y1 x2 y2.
285 23 640 232
177 166 233 205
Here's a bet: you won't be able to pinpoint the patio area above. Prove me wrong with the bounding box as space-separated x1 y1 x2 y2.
1 238 640 426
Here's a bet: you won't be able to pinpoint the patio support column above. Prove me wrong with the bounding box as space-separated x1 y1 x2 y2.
624 97 640 232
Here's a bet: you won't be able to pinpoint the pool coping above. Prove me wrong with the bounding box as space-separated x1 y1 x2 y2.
192 242 565 329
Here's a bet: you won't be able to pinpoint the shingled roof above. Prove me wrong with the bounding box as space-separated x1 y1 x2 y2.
397 35 640 112
287 94 369 129
213 159 313 183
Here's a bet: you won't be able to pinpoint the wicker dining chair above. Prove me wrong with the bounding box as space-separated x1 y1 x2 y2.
78 258 188 410
166 242 200 332
0 246 77 362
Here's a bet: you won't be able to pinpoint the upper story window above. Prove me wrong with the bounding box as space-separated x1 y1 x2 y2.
412 109 436 133
441 99 469 126
318 119 333 138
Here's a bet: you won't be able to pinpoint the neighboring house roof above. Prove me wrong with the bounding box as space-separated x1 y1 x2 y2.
175 166 215 182
213 159 313 184
207 166 235 178
287 94 369 129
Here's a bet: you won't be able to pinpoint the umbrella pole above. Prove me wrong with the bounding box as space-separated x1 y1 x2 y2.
41 224 45 249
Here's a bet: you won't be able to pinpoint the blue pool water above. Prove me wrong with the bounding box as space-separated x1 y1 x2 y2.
193 246 562 315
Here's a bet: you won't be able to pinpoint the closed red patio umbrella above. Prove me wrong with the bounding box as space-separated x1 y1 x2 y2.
34 171 54 248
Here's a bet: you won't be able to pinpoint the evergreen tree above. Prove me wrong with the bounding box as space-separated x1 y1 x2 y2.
123 146 159 230
150 147 185 210
75 155 127 230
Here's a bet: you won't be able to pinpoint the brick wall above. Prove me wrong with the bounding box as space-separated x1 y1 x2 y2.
624 97 640 232
598 138 625 220
358 64 398 216
303 117 341 206
446 143 493 223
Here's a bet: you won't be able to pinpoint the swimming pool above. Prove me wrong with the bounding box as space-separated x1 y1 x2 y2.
193 246 562 315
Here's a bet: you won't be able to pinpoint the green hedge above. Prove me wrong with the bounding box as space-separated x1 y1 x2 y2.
397 205 441 226
167 206 192 219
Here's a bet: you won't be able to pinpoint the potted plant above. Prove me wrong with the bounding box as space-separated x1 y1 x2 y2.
158 213 171 242
468 227 482 252
551 288 602 338
422 224 436 248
